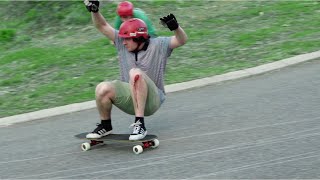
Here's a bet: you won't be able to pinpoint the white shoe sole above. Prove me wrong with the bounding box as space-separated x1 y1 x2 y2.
129 131 147 141
86 130 112 139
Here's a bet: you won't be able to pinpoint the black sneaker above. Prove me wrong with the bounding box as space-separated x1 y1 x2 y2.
86 123 112 139
129 120 147 140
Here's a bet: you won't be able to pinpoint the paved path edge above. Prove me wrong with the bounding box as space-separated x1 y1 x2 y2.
1 50 319 126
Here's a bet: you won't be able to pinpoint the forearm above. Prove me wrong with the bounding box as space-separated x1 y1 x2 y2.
91 12 115 41
174 26 188 45
91 12 108 29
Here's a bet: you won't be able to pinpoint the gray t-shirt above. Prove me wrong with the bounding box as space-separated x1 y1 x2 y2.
114 30 172 93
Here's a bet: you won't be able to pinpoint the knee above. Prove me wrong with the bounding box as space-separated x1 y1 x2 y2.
129 68 144 82
95 82 114 99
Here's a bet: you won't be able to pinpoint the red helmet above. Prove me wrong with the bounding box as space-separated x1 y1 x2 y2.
119 18 149 39
117 1 134 16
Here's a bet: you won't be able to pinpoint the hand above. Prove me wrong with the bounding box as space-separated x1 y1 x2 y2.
160 13 179 31
84 0 100 13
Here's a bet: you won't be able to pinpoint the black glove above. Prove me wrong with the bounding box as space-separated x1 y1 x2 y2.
84 0 99 13
160 13 179 31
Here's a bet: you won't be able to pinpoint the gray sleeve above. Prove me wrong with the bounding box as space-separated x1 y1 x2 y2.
114 30 123 49
159 37 173 58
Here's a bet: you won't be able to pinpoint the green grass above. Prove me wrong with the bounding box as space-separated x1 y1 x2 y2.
0 0 320 117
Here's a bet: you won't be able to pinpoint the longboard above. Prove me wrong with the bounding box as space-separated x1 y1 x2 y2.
75 133 159 154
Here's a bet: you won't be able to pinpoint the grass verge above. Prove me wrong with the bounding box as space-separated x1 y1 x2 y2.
0 1 319 117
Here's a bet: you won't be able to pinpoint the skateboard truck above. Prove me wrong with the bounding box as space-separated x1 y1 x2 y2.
132 139 159 154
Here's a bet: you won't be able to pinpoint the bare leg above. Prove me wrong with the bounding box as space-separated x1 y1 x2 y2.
129 68 148 117
85 82 115 139
95 82 116 120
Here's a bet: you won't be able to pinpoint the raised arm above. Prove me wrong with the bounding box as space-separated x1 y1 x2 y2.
160 14 188 49
84 0 115 41
170 26 188 49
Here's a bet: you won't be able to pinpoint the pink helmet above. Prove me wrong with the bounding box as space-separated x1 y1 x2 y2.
119 18 149 39
117 1 134 16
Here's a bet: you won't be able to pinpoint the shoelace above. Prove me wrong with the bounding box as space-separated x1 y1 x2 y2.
95 123 103 129
129 122 142 134
92 123 103 133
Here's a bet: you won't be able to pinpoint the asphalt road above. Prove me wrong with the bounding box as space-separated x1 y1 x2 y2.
0 59 319 179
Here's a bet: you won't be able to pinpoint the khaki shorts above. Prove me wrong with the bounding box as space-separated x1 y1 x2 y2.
110 76 164 116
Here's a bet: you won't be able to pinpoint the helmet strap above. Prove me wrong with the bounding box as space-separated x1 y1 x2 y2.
132 38 149 51
132 39 150 61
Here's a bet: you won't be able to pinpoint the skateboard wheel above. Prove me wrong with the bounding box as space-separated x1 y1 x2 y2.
151 139 159 148
81 142 91 151
133 145 143 154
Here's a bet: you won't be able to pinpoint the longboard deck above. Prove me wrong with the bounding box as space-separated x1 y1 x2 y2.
75 133 159 154
75 133 157 142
